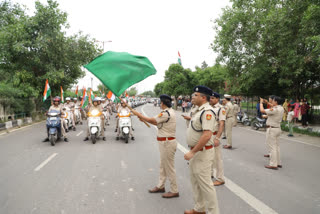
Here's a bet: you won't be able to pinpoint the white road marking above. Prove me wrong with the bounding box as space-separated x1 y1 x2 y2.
34 153 58 172
121 160 127 169
238 127 320 148
76 130 83 136
141 105 278 214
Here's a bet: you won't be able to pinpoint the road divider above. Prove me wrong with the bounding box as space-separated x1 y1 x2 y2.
34 153 58 172
141 105 278 214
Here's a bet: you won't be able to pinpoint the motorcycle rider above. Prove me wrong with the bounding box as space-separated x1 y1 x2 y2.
116 100 134 140
75 96 84 124
101 98 110 126
43 97 68 142
83 98 106 141
63 97 76 131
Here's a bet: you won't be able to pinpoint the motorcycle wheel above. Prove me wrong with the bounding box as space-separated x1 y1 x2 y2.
252 121 260 130
125 135 129 144
49 135 55 146
243 120 251 126
91 134 96 144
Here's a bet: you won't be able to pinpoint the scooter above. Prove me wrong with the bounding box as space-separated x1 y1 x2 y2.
118 109 131 143
102 107 110 129
62 107 73 131
74 106 82 125
251 116 267 130
237 111 251 126
88 109 102 144
46 110 62 146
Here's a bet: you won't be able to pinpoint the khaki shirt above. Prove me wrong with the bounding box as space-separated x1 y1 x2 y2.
225 101 234 119
64 102 74 110
117 106 131 114
233 104 240 115
265 105 284 127
187 102 216 147
154 108 176 137
48 105 63 113
212 103 226 132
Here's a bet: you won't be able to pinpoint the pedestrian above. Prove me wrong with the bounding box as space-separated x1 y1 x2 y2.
183 85 220 214
287 110 294 137
233 100 239 126
259 96 284 170
282 99 288 121
209 92 226 186
131 94 179 198
291 99 300 124
300 100 310 127
182 100 187 112
223 94 234 149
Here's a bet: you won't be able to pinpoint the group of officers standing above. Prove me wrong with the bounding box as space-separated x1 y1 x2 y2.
129 85 284 214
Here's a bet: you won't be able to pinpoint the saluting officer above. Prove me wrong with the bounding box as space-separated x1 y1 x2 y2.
131 94 179 198
184 86 220 214
223 94 234 149
259 96 284 170
209 92 226 186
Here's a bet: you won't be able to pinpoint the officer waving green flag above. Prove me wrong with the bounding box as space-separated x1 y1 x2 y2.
84 51 157 97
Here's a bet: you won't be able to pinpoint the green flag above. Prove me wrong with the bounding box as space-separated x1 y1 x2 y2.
84 51 157 97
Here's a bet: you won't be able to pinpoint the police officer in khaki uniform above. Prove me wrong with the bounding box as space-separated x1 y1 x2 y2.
116 100 135 140
209 92 226 186
223 94 234 149
131 94 179 198
259 96 284 170
184 86 220 214
63 97 76 131
83 98 106 141
43 97 68 142
233 101 240 126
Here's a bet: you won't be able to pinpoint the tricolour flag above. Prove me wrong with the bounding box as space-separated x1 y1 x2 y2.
43 79 51 102
107 90 115 102
81 88 88 108
60 86 64 103
125 91 129 98
88 88 95 103
178 51 182 65
75 85 78 97
84 51 156 97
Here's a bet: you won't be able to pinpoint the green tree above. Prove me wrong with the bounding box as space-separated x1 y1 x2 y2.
0 0 101 113
140 90 155 97
127 87 138 96
154 82 165 96
212 0 320 98
201 61 208 69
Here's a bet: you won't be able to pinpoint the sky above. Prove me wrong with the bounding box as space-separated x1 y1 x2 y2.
13 0 231 93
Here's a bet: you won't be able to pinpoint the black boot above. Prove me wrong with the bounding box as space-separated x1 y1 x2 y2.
103 137 106 141
43 137 49 142
83 137 89 141
131 136 135 140
64 138 69 142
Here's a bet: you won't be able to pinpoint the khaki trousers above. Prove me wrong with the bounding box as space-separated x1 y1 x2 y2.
157 139 178 193
266 128 281 167
190 148 220 214
225 118 234 146
212 145 225 182
233 115 237 126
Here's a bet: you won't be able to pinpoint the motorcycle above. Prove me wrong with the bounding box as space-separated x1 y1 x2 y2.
62 107 73 131
46 110 62 146
74 106 82 125
237 111 251 126
102 107 110 129
118 109 132 143
88 109 102 144
251 116 267 130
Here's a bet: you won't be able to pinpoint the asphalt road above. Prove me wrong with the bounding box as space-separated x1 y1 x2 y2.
0 103 319 214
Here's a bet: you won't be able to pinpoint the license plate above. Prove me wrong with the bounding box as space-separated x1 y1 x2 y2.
50 117 57 120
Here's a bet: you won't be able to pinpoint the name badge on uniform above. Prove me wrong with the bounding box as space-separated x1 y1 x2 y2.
158 113 163 117
222 110 226 115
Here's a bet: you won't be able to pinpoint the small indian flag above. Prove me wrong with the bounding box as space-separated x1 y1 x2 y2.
81 88 88 108
61 86 64 103
43 79 51 102
178 51 182 65
75 85 78 97
125 91 129 98
107 90 115 102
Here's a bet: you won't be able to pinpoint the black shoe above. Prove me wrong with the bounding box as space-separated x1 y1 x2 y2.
66 129 69 133
64 138 69 142
104 128 106 131
80 122 83 125
222 136 226 139
83 137 89 141
103 137 106 141
116 136 119 140
42 137 49 142
131 136 135 140
115 128 117 132
73 127 76 131
132 128 135 131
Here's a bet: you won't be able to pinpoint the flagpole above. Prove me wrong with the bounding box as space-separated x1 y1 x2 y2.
119 97 150 128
